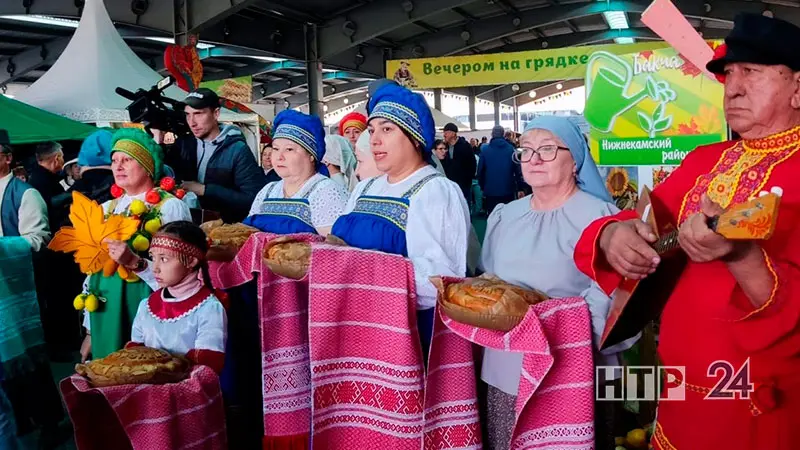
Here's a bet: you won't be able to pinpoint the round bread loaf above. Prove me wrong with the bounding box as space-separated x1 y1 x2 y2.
75 347 189 387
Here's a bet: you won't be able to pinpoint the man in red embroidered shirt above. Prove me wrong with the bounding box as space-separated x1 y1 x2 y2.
574 13 800 449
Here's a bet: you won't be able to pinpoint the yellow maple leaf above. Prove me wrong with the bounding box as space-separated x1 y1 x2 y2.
49 192 140 274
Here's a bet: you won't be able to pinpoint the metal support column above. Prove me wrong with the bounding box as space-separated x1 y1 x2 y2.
468 88 477 131
304 24 324 118
512 97 520 132
174 0 189 46
493 90 501 126
434 88 443 111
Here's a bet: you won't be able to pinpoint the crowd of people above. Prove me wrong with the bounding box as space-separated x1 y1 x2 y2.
0 12 799 450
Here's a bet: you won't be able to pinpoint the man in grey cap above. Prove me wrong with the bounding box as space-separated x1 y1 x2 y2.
477 125 522 215
166 87 266 223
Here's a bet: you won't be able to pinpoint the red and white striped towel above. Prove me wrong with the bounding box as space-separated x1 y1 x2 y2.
212 232 323 449
60 365 227 450
426 276 596 450
308 244 425 450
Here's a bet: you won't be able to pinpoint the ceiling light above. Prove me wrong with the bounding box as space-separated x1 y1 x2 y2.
2 15 78 28
528 90 537 98
556 83 563 90
602 11 629 30
614 37 635 44
323 104 329 112
143 37 215 49
344 98 349 104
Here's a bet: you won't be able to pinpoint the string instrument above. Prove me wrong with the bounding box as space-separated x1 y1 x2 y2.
600 187 782 350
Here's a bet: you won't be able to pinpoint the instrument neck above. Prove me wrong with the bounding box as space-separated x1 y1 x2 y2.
651 216 718 255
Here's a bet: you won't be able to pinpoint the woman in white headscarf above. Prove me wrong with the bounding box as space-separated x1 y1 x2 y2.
323 135 358 191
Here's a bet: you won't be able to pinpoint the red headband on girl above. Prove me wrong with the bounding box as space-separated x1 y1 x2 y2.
150 234 206 266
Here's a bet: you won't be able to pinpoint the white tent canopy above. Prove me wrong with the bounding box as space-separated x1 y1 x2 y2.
17 0 256 127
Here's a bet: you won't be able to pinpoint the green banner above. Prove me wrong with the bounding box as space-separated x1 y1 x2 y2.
584 46 727 166
386 42 671 89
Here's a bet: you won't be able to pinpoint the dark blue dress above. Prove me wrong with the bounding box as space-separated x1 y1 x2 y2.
223 177 327 446
331 173 442 362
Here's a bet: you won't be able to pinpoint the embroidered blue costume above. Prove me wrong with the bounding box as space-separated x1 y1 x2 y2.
244 110 347 235
332 82 470 361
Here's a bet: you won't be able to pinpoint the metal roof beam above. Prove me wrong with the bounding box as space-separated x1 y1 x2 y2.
187 0 264 33
283 80 370 107
203 60 306 82
0 0 175 33
388 0 779 59
318 0 475 59
198 14 307 62
0 26 153 86
253 71 372 101
491 27 729 55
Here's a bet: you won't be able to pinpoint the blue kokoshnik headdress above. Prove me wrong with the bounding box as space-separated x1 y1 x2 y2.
367 82 435 154
272 110 327 173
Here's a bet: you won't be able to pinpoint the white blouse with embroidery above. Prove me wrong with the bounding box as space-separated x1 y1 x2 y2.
130 287 227 356
248 173 349 229
345 165 471 310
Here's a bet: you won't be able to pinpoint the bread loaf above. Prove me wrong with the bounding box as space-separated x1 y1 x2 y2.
75 347 189 387
444 277 547 312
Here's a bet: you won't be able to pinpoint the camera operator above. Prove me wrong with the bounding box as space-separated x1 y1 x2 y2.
166 88 266 223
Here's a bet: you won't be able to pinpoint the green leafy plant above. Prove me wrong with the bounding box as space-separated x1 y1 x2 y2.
638 77 676 138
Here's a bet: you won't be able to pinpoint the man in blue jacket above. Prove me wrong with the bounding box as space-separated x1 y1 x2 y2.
477 125 522 215
168 88 266 223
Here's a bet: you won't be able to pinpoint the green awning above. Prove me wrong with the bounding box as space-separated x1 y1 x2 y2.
1 94 97 144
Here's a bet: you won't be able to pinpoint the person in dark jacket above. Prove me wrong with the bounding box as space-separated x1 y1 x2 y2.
442 122 477 203
27 141 70 229
477 125 524 215
167 88 266 223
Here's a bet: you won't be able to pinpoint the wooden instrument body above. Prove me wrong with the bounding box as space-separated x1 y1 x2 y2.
600 187 781 349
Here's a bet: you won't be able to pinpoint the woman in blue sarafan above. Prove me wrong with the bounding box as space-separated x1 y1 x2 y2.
225 110 348 448
331 82 471 361
243 109 348 236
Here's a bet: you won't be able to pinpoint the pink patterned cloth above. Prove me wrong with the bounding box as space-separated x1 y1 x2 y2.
60 366 227 450
308 244 425 450
426 276 596 450
211 232 323 447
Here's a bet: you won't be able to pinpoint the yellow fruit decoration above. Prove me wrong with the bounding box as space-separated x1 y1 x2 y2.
132 235 150 252
615 447 627 450
129 199 147 216
84 294 99 312
73 294 86 311
626 428 648 449
144 218 162 235
615 437 627 446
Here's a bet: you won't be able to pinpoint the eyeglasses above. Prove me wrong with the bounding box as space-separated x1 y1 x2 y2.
513 145 569 163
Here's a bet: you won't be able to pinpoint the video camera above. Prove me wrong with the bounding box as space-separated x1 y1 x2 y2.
116 77 190 136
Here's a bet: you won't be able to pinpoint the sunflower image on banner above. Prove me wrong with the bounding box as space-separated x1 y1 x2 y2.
599 166 639 210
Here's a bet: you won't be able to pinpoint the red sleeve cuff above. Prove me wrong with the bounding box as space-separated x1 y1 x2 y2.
574 210 638 295
186 349 225 375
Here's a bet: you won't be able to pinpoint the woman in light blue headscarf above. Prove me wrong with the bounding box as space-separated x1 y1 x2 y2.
323 135 358 192
477 115 626 450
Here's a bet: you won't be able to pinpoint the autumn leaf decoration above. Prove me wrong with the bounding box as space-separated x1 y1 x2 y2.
48 192 140 274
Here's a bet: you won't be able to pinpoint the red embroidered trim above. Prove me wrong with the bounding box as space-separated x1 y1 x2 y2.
147 287 214 321
151 234 206 261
